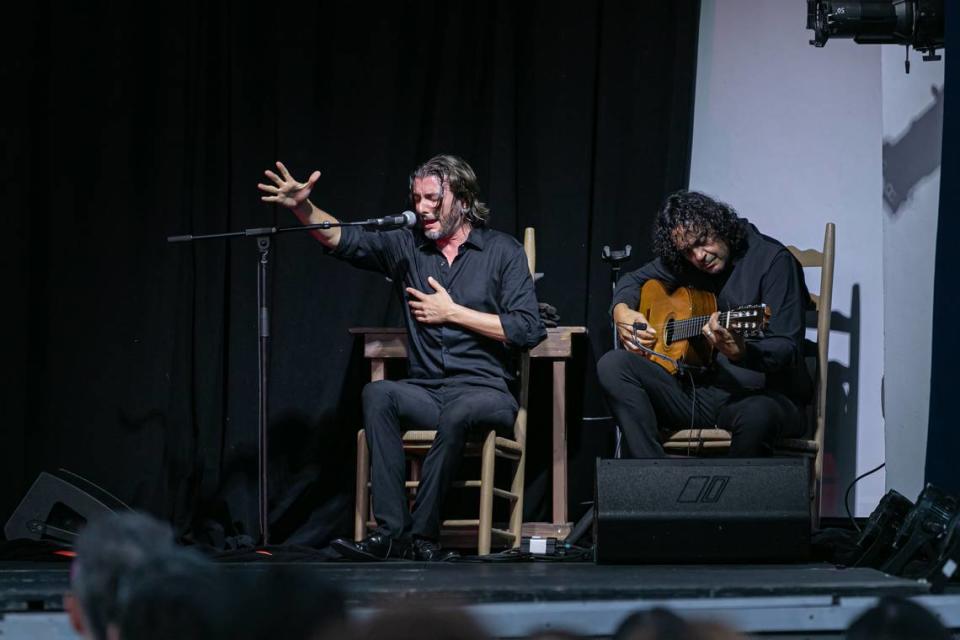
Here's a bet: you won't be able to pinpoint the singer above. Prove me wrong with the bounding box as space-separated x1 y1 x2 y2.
258 154 545 561
596 191 812 458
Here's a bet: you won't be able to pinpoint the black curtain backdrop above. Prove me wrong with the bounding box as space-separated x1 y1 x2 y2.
1 1 699 545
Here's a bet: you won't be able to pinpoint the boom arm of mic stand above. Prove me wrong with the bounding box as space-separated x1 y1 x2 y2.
167 219 367 243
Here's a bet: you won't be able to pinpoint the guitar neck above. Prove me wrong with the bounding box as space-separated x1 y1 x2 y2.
671 311 738 341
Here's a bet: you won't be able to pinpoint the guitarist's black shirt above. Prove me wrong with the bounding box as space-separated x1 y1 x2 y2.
610 221 814 403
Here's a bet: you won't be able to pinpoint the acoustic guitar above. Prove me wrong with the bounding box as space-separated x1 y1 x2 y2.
636 279 769 375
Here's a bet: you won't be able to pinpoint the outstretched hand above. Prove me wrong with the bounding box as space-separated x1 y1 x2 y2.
406 277 458 324
257 161 321 209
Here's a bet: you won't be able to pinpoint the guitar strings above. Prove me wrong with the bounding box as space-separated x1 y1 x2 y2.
650 315 721 340
618 306 764 349
620 316 726 340
651 310 763 340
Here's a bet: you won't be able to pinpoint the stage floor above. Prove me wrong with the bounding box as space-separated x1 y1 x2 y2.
278 562 927 603
0 559 955 638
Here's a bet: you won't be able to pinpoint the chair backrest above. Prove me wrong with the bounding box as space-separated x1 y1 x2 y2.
523 227 536 280
513 228 537 447
786 223 835 460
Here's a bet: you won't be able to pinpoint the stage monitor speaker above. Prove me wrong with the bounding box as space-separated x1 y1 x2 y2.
5 469 132 546
594 458 811 563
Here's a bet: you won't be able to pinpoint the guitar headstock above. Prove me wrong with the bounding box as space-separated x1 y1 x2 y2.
725 304 769 337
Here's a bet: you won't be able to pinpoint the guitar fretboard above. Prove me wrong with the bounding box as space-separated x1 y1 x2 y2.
666 309 763 342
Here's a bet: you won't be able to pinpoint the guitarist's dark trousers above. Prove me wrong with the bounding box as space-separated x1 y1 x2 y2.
597 350 805 457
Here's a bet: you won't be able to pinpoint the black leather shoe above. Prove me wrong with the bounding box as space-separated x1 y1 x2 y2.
330 534 410 561
412 538 459 562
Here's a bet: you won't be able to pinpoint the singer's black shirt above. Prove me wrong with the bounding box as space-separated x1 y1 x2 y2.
332 225 546 389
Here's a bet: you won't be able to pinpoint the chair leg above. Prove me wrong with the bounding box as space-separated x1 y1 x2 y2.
409 458 422 509
478 430 496 555
355 430 370 541
811 455 821 531
508 444 526 549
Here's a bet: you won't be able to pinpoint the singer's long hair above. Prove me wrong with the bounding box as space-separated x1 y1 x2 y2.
409 155 491 227
653 190 747 273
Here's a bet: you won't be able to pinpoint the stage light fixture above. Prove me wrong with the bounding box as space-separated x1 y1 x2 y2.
807 0 944 72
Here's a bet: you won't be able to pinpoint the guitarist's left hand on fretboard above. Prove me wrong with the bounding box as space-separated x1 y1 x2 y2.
701 311 746 362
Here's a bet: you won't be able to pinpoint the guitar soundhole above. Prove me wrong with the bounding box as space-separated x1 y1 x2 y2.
664 319 674 346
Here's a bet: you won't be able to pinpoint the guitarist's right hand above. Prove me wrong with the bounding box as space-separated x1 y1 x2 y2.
613 304 657 354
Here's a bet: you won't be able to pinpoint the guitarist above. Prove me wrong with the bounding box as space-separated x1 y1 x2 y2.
597 191 813 457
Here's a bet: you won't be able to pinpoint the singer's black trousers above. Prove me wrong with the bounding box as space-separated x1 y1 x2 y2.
597 350 804 457
362 378 517 542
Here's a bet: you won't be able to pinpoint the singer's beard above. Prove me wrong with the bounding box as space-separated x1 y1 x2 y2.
423 205 465 241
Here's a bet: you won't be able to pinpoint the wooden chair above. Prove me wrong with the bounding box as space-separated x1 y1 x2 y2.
353 229 537 555
662 222 836 528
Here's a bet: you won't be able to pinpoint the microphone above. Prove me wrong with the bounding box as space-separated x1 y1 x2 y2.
360 210 417 229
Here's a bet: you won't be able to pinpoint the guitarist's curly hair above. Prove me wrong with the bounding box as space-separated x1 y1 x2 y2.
653 191 748 273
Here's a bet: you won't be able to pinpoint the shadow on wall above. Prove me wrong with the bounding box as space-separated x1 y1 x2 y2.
821 284 861 518
883 85 944 215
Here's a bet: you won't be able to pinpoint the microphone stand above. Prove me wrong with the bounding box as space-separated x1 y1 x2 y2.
168 218 402 545
567 245 635 551
600 245 632 459
600 245 632 350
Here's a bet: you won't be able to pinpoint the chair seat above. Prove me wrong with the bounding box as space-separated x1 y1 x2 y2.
773 438 819 454
664 428 732 443
663 430 820 455
662 429 732 454
402 430 440 442
402 430 523 458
